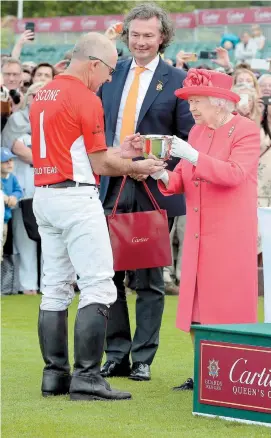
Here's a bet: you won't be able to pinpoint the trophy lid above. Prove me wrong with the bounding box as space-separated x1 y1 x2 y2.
143 134 173 140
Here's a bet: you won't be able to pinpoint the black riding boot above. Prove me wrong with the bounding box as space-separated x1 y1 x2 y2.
38 309 71 397
69 303 132 401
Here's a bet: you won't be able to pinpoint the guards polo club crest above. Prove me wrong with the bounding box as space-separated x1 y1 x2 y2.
156 80 163 91
208 359 220 378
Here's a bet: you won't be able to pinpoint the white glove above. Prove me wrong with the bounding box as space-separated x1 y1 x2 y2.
151 169 169 185
171 136 199 165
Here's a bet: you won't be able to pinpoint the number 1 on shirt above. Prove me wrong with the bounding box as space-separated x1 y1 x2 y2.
40 110 47 158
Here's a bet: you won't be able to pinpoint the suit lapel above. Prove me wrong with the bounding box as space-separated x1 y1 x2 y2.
110 60 132 133
136 58 169 130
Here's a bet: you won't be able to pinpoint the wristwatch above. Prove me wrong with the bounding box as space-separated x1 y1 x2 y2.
224 63 234 75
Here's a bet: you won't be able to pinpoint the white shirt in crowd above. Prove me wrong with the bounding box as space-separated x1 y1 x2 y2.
113 55 160 146
235 39 258 62
253 35 266 50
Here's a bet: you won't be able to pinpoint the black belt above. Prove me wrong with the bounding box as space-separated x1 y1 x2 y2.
40 180 96 189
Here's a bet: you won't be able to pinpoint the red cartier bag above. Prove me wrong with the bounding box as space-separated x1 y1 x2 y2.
107 176 172 272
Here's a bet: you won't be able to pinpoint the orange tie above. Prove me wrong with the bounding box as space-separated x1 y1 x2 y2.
120 66 146 143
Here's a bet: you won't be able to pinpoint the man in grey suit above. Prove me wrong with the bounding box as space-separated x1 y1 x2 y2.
98 3 194 381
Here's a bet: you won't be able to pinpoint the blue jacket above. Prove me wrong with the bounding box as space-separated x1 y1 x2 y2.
97 57 194 218
1 173 23 223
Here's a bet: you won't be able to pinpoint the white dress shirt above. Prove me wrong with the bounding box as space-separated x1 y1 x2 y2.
234 39 258 62
113 55 160 146
254 35 265 50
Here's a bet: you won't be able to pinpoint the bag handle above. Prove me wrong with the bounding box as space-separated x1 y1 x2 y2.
111 176 162 218
142 180 161 211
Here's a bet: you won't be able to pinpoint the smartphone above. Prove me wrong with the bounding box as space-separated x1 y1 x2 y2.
239 93 249 106
25 22 35 40
199 50 217 60
183 53 198 62
262 96 271 106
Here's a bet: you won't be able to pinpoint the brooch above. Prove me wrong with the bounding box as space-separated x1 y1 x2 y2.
228 125 235 137
156 80 163 91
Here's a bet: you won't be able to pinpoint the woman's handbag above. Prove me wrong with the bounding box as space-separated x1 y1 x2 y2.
107 176 172 271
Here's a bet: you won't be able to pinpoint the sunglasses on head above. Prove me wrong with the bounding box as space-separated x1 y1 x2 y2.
88 56 115 76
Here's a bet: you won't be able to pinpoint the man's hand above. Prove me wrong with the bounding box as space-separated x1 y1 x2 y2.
212 47 231 70
3 195 9 205
132 158 166 175
11 30 34 60
120 133 144 158
7 196 18 208
18 30 34 46
176 51 195 69
129 174 148 181
104 22 123 42
175 50 187 69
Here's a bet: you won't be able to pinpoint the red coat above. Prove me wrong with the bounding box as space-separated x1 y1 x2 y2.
159 114 260 332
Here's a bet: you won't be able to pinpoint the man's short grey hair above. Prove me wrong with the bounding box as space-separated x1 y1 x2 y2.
208 97 235 113
258 74 271 85
2 57 22 71
121 3 174 54
72 32 117 63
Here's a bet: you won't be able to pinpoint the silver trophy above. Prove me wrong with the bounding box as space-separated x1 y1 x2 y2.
141 135 173 160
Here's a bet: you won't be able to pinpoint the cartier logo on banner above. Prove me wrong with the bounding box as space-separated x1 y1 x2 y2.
201 11 221 25
254 9 271 23
199 341 271 413
59 18 74 31
226 11 245 24
80 17 97 31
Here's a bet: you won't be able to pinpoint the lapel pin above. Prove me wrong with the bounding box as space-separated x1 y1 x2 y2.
156 81 163 91
228 126 235 137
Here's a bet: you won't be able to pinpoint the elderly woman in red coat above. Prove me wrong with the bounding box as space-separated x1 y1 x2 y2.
152 69 260 391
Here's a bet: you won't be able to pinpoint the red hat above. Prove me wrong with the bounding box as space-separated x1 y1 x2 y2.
175 68 240 103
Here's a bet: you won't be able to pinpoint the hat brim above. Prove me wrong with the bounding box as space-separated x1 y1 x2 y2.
1 154 16 162
175 86 240 103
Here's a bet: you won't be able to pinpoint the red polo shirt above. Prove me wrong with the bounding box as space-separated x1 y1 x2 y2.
30 75 107 186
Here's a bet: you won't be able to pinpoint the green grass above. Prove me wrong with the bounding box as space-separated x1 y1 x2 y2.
1 295 269 438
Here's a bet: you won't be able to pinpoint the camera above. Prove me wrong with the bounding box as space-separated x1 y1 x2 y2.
1 85 12 131
9 89 21 105
199 51 217 60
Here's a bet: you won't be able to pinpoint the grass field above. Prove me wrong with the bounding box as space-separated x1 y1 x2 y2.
1 295 269 438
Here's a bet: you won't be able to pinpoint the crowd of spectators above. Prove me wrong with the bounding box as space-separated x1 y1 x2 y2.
1 21 271 295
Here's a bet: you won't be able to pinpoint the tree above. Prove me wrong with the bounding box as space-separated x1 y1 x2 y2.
1 0 258 18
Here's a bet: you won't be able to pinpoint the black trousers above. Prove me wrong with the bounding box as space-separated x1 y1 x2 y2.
103 177 173 366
